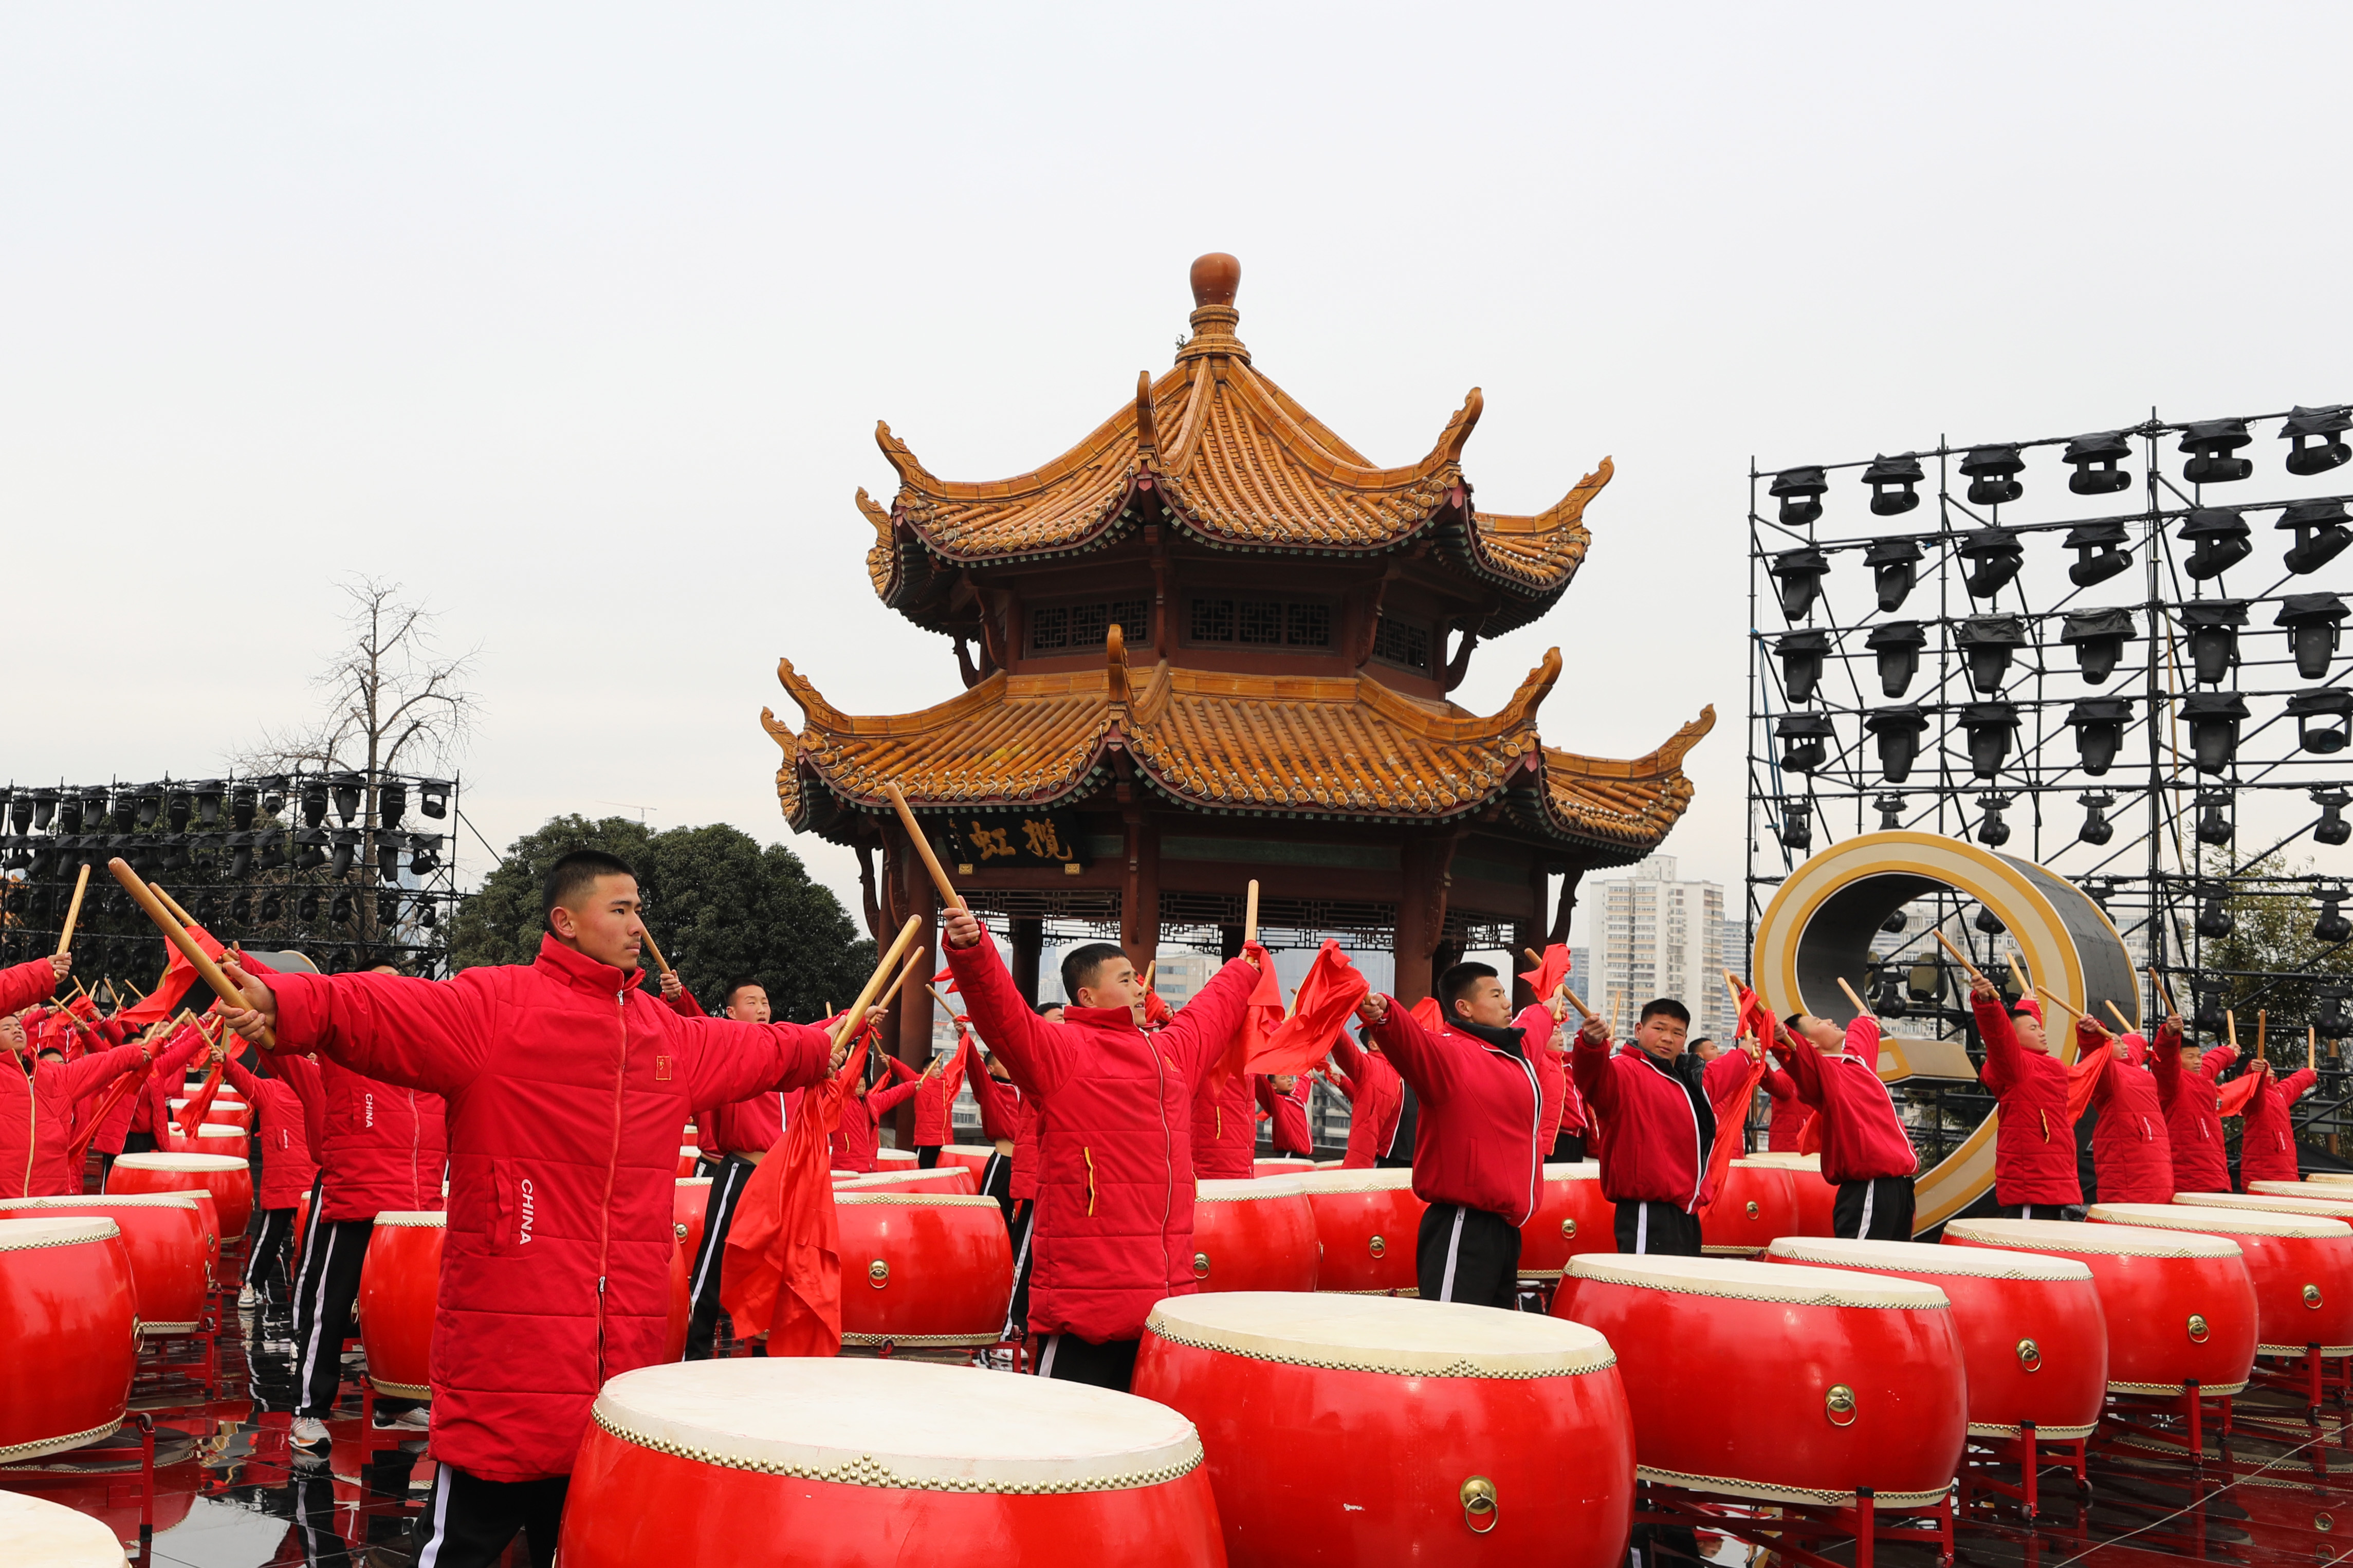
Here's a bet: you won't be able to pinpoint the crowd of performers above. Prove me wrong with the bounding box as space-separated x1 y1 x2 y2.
0 847 2322 1566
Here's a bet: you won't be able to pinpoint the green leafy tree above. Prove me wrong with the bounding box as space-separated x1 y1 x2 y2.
2199 850 2353 1062
448 815 873 1022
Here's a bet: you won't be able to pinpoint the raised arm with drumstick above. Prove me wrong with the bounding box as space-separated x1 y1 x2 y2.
1755 973 1918 1237
1963 948 2083 1218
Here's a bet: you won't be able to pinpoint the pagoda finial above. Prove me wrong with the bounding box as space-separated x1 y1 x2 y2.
1190 253 1240 307
1178 253 1249 365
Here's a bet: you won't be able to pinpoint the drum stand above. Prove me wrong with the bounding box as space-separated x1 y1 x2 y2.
1634 1479 1955 1568
2245 1344 2345 1421
1958 1421 2090 1521
2097 1380 2233 1464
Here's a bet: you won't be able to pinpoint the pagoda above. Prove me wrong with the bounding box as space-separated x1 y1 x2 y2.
763 253 1711 1063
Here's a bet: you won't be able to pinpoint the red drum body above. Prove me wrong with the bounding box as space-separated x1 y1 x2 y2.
1189 1179 1317 1293
1768 1236 2107 1440
2092 1203 2353 1358
358 1212 445 1399
1945 1217 2258 1395
836 1193 1012 1350
1518 1163 1610 1279
1554 1255 1966 1509
1745 1153 1837 1237
1700 1160 1800 1256
1137 1291 1632 1566
876 1149 920 1169
1296 1169 1426 1296
674 1177 712 1264
170 1097 252 1133
561 1359 1223 1568
158 1122 248 1160
0 1194 211 1336
937 1145 997 1183
1254 1158 1317 1180
836 1167 978 1198
0 1489 132 1566
109 1152 253 1240
290 1187 309 1264
0 1217 138 1462
675 1146 702 1178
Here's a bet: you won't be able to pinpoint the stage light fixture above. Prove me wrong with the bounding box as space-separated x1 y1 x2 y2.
1862 452 1924 515
1769 547 1830 622
1881 909 1907 934
2319 986 2353 1039
379 781 408 832
1873 967 1908 1019
1906 959 1944 1003
2063 519 2133 587
1866 620 1926 698
378 893 400 925
1875 794 1906 831
1958 527 2025 599
229 893 251 926
259 892 282 923
1957 615 2028 694
1975 907 2007 936
2078 792 2117 846
2195 893 2234 943
2062 430 2134 494
1975 792 2013 847
297 891 321 923
2317 789 2353 847
2179 508 2251 581
1777 800 1812 853
256 830 288 872
28 842 56 879
2181 600 2247 684
299 778 328 828
376 834 404 882
226 832 254 878
2289 689 2353 754
163 789 190 834
191 782 223 828
1769 466 1827 526
1776 630 1829 704
2181 691 2248 774
1960 444 2025 506
1962 702 2020 778
1866 707 1929 782
328 829 361 877
295 828 328 872
331 891 355 924
28 789 57 832
2195 790 2234 845
2278 500 2353 576
2180 418 2254 485
1776 713 1834 773
418 899 437 929
418 781 452 820
2058 607 2134 685
229 785 257 831
329 773 364 825
1864 537 1923 613
2277 593 2349 679
256 776 287 816
2317 889 2353 947
409 836 440 875
2283 405 2352 476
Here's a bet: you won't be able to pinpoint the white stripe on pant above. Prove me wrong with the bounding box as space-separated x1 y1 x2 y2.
1437 1207 1467 1301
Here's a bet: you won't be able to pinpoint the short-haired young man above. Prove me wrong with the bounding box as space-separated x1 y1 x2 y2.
1256 1072 1312 1158
1352 962 1549 1308
682 978 803 1360
2079 1022 2175 1203
1572 998 1756 1256
941 916 1259 1390
216 850 852 1568
1769 1009 1918 1240
0 952 184 1198
1969 980 2082 1219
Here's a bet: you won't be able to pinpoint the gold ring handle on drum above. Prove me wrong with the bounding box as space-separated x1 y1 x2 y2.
1460 1475 1498 1535
869 1259 890 1289
674 1223 688 1241
2187 1313 2210 1343
1560 1217 1576 1239
2307 1284 2325 1309
1193 1252 1211 1280
1825 1384 1858 1426
2016 1338 2042 1373
1369 1234 1387 1258
1744 1201 1759 1219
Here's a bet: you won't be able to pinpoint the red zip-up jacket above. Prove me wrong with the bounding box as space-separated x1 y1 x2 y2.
1975 995 2082 1207
1255 1074 1312 1157
1190 1064 1257 1179
2083 1028 2173 1203
1767 1018 1917 1184
889 1032 974 1148
1763 1066 1815 1152
2153 1023 2235 1194
830 1069 918 1173
697 1086 801 1159
288 1047 449 1223
1365 1000 1546 1224
259 934 835 1484
947 932 1259 1344
1574 1029 1755 1210
1 957 161 1197
1328 1032 1404 1168
2240 1063 2318 1184
965 1060 1035 1200
91 1023 209 1156
224 1058 319 1210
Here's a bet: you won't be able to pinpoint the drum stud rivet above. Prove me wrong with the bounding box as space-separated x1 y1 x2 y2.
1459 1475 1499 1534
2307 1284 2325 1309
869 1259 890 1289
2187 1313 2210 1343
1825 1385 1858 1426
2016 1338 2041 1372
1369 1235 1386 1258
674 1223 688 1241
1745 1201 1759 1219
1561 1219 1576 1239
2318 1511 2334 1533
1193 1252 1210 1279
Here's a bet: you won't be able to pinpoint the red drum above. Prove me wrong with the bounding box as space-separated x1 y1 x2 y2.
358 1211 444 1399
157 1121 249 1159
0 1489 130 1566
937 1145 998 1183
1768 1236 2106 1441
1189 1178 1317 1293
1553 1254 1966 1509
561 1359 1223 1568
1136 1290 1633 1566
876 1148 920 1169
2092 1203 2353 1358
2304 1173 2353 1188
674 1177 713 1264
2171 1190 2353 1223
0 1216 138 1462
675 1146 702 1178
1944 1217 2257 1395
109 1151 253 1240
1519 1163 1611 1279
836 1193 1012 1350
1254 1158 1317 1179
2250 1180 2353 1202
836 1167 978 1197
1296 1168 1426 1296
0 1194 211 1337
1700 1160 1801 1256
170 1097 252 1133
291 1186 310 1265
1743 1153 1837 1237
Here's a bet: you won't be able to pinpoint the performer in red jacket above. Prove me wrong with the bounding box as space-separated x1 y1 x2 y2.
1 953 173 1197
1256 1072 1313 1158
224 1052 318 1306
682 979 805 1361
1191 1060 1257 1179
1572 999 1753 1255
943 908 1258 1391
2152 1015 2233 1194
886 1030 975 1167
1327 1030 1406 1169
966 1009 1050 1341
217 850 842 1568
1762 1061 1815 1152
2238 1052 2320 1185
829 1048 920 1173
2078 1024 2175 1203
1972 983 2082 1217
1769 1009 1918 1239
1353 965 1546 1307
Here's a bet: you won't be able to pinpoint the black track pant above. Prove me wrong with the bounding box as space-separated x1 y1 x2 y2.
1002 1198 1037 1341
684 1154 758 1361
1549 1131 1588 1163
1417 1203 1522 1308
247 1206 297 1295
1834 1176 1917 1241
291 1185 370 1417
1998 1203 2084 1221
980 1151 1014 1229
1613 1200 1704 1257
410 1463 568 1568
916 1143 942 1169
1036 1333 1139 1391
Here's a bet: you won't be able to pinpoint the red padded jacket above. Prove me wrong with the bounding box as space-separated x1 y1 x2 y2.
1328 1032 1403 1168
224 1058 318 1210
948 932 1258 1344
697 1086 800 1158
289 1047 448 1224
1572 1031 1755 1210
965 1060 1034 1199
1255 1074 1312 1157
1768 1019 1917 1184
1190 1065 1257 1179
2239 1063 2318 1184
1763 1067 1815 1152
890 1034 973 1148
830 1069 917 1173
261 934 835 1484
2 958 159 1197
1975 995 2082 1207
2083 1029 2173 1204
2153 1024 2235 1195
1366 1000 1546 1224
90 1023 208 1156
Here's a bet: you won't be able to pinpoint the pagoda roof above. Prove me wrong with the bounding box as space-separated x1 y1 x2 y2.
861 255 1608 639
761 632 1713 864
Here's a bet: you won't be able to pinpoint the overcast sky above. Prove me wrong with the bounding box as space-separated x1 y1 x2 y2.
6 4 2349 952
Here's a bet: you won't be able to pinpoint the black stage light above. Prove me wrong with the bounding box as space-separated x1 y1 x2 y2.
1864 537 1923 613
2070 697 2146 777
229 893 252 926
229 784 257 831
164 788 190 834
1882 910 1908 934
1975 907 2007 936
2064 519 2133 588
2063 430 2134 495
1769 547 1830 622
1866 621 1925 698
2179 508 2251 580
2192 976 2229 1031
2278 594 2349 680
28 842 57 879
1863 453 1924 516
379 781 408 832
418 781 452 820
1777 630 1829 703
1957 615 2028 694
2317 889 2353 947
2196 893 2235 943
2195 790 2234 845
377 833 404 882
1958 526 2024 599
191 782 224 828
1776 713 1835 773
1962 702 2020 778
1778 800 1813 854
2317 789 2353 847
1976 792 2013 848
56 796 82 836
2278 500 2353 576
2181 600 2247 685
259 892 283 923
2289 689 2353 754
3 795 29 835
295 827 329 872
299 777 328 828
329 829 361 878
257 776 287 816
2079 792 2117 846
2283 405 2353 477
135 787 162 831
227 832 255 879
330 892 354 924
1873 967 1909 1019
160 834 193 873
28 789 56 832
409 836 440 876
2319 986 2353 1038
2181 691 2249 774
418 899 438 929
2180 418 2254 485
257 829 289 872
2060 607 2134 685
297 891 322 923
1867 707 1929 782
1876 794 1906 831
1907 960 1945 1003
330 773 364 825
378 893 400 925
1769 466 1828 526
1960 444 2025 507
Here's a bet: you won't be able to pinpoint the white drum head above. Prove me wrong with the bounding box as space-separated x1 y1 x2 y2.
677 1177 714 1191
1742 1152 1824 1170
0 1488 127 1566
0 1215 120 1251
1196 1178 1307 1203
112 1153 249 1174
834 1192 1000 1210
373 1211 448 1230
591 1357 1201 1490
1543 1163 1601 1182
1945 1216 2244 1259
835 1169 972 1191
193 1125 245 1139
2305 1172 2353 1186
1567 1252 1949 1310
1768 1235 2091 1282
2095 1202 2351 1240
943 1145 999 1158
2172 1190 2353 1220
0 1194 199 1215
1147 1290 1613 1377
1294 1168 1419 1194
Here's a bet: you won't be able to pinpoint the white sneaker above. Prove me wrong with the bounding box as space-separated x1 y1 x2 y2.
290 1417 330 1456
237 1286 258 1307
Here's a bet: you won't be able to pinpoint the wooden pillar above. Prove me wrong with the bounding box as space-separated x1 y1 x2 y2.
1513 861 1550 1008
890 822 939 1149
1009 916 1044 1007
1120 814 1160 973
1394 835 1458 1008
1219 925 1244 963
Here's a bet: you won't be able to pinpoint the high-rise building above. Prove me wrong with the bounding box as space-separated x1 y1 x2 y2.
1590 856 1731 1044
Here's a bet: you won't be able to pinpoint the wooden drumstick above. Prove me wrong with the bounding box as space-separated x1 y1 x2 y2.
146 880 198 930
2256 1010 2267 1058
1932 930 1991 991
884 783 967 913
2104 999 2134 1033
1835 975 1874 1020
1141 961 1157 994
107 860 271 1050
640 926 674 977
55 863 90 957
2147 966 2179 1017
1558 983 1596 1023
925 983 963 1018
1243 880 1260 946
2312 1025 2321 1074
877 946 925 1010
828 916 923 1052
2226 1010 2237 1052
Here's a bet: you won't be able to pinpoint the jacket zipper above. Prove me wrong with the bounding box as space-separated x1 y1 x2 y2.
409 1090 422 1202
596 991 628 1380
1152 1040 1172 1285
